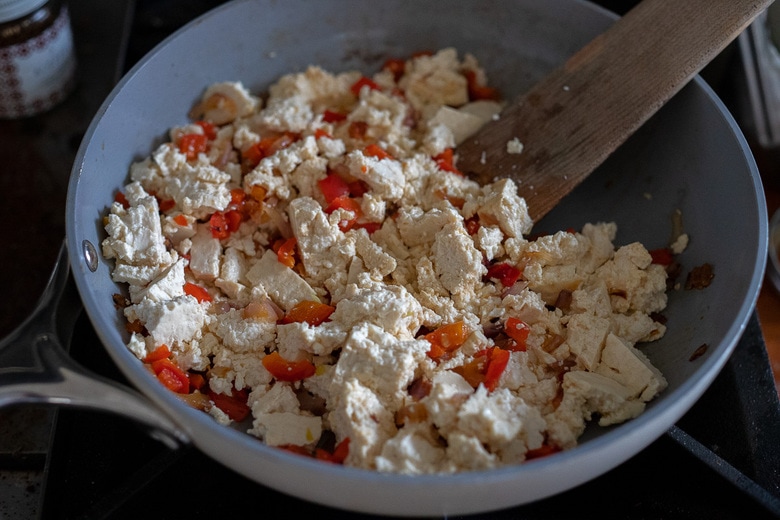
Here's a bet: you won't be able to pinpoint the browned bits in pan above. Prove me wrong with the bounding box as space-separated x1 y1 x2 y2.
689 343 708 361
685 263 715 290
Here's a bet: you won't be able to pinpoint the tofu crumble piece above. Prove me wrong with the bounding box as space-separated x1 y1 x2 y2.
102 48 672 474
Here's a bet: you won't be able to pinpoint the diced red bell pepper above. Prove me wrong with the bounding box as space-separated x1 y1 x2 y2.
249 185 267 202
151 358 190 394
274 237 297 268
464 216 480 235
350 76 381 96
279 300 335 326
425 321 468 360
485 262 522 287
144 344 171 363
463 69 500 101
208 387 251 422
324 195 363 232
526 442 562 460
383 58 406 81
179 133 209 160
483 347 510 392
318 172 351 204
173 214 189 226
157 197 175 213
262 351 316 382
322 109 347 123
183 282 212 303
195 120 217 140
453 346 509 392
347 179 370 197
348 121 369 139
316 437 350 464
363 143 393 160
433 148 462 175
229 188 246 207
188 372 207 392
115 191 130 209
453 350 488 388
243 132 300 169
209 209 242 239
649 247 675 266
504 317 530 352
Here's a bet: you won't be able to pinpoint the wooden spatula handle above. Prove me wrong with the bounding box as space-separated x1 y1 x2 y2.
458 0 773 222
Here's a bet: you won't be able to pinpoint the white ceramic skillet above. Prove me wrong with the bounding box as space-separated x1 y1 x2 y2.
0 0 768 516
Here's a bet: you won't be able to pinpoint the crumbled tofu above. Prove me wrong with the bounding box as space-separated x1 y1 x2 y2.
429 100 503 145
506 137 524 154
101 48 674 475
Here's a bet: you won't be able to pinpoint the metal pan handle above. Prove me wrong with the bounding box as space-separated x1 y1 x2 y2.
0 242 189 449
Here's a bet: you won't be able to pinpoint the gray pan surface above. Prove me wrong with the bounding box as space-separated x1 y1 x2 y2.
64 0 767 515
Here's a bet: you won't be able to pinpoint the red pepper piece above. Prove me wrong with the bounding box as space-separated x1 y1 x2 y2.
179 133 209 160
274 237 297 268
262 351 316 382
322 109 347 123
433 148 463 175
115 191 130 209
144 344 171 363
318 172 351 204
463 69 500 101
350 76 381 96
279 300 335 326
425 321 468 361
383 58 406 81
504 317 530 352
649 247 675 265
485 262 522 287
188 372 206 391
209 209 242 239
464 216 480 235
195 120 217 140
526 442 562 460
324 195 363 232
183 282 212 303
483 347 510 391
453 346 509 392
363 143 393 160
243 132 300 169
314 128 332 139
157 197 175 213
151 358 190 394
316 437 350 464
208 387 251 422
347 179 370 197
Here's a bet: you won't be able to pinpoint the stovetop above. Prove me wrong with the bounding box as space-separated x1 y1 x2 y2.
1 1 780 518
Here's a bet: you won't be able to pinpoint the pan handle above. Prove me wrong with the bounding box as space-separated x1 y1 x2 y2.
0 242 190 449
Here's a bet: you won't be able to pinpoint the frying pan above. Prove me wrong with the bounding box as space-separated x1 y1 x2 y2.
0 0 768 516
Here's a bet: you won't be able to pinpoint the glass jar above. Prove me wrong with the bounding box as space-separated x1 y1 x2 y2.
0 0 76 119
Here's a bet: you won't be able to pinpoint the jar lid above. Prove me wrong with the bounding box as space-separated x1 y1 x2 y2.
0 0 47 24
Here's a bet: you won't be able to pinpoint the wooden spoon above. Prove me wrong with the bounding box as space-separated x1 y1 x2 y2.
457 0 773 222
